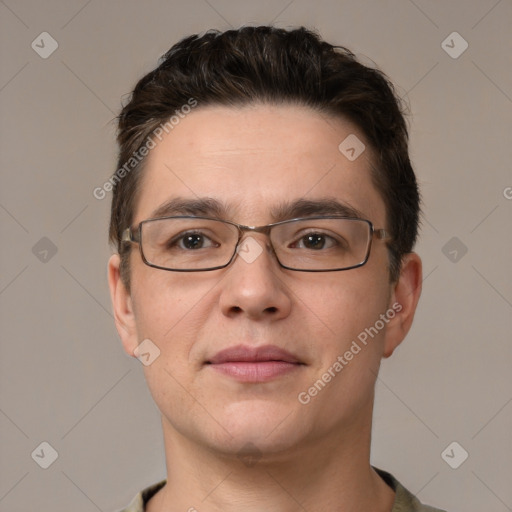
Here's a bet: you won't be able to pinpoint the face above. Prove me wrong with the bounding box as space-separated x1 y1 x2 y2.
109 104 421 460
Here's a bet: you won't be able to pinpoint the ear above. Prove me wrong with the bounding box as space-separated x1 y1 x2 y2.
107 254 139 358
382 252 422 358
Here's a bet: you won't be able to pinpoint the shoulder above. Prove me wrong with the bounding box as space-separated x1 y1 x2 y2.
373 467 448 512
114 480 167 512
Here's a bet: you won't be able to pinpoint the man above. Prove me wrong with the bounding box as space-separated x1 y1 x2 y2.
108 26 447 512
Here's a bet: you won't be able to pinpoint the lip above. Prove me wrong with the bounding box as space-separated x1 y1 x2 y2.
206 344 304 383
207 344 301 364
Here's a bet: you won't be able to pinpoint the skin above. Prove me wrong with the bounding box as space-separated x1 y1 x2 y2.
108 104 422 512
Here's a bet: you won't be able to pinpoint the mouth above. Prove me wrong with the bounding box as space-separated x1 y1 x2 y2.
205 344 305 382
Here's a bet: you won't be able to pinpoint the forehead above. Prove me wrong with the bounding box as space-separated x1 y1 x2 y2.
134 104 386 226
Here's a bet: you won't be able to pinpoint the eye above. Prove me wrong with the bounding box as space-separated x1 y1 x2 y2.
169 231 218 250
291 232 340 250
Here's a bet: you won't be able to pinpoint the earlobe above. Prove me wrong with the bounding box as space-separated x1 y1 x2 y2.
107 254 139 357
382 252 422 358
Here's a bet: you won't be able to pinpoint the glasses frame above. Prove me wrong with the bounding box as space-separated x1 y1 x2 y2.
121 215 392 273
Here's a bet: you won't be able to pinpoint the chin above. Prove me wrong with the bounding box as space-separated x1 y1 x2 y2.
209 431 303 465
208 400 304 453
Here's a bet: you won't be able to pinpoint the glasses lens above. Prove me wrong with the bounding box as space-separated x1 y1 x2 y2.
140 218 238 270
271 218 371 270
138 217 372 271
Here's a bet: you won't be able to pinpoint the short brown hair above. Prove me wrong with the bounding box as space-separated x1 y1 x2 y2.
109 26 420 289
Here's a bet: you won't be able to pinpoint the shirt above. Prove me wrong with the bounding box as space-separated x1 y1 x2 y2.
116 467 447 512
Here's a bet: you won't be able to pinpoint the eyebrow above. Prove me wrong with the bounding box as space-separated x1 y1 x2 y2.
147 197 365 224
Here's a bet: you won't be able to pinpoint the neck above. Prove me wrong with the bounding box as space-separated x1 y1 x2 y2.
147 412 395 512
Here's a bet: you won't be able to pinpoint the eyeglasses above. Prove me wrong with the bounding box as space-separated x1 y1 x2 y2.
121 216 391 272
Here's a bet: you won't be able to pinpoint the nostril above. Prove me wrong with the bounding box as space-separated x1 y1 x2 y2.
265 306 278 313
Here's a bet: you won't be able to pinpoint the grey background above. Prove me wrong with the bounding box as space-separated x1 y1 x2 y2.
1 1 511 511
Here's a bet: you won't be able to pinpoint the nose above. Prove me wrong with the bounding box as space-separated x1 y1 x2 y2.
218 234 292 321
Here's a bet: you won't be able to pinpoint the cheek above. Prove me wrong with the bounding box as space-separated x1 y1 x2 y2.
131 262 212 334
132 278 210 422
309 270 390 342
298 273 391 409
130 267 228 397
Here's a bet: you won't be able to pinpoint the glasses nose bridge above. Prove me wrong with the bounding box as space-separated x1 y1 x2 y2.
234 223 276 252
238 223 272 234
